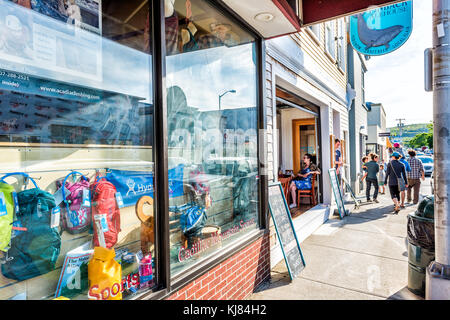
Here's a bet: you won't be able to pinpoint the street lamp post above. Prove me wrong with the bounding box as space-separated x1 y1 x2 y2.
218 89 236 111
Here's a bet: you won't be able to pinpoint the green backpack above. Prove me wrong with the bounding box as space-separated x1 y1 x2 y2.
0 182 15 253
0 173 61 281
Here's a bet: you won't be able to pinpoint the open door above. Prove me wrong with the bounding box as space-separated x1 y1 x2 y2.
292 118 317 174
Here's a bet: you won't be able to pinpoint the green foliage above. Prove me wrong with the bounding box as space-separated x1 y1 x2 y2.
408 123 433 149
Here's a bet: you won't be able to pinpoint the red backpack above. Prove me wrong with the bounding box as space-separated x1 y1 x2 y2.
91 178 121 249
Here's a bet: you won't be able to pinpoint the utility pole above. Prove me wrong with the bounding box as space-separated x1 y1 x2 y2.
426 0 450 300
395 118 405 142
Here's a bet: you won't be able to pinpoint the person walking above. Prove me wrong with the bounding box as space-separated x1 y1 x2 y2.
359 155 369 192
406 149 425 204
385 152 408 213
365 153 380 203
378 164 386 194
398 154 411 208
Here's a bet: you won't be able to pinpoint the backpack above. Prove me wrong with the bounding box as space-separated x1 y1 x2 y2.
0 172 61 281
91 178 121 249
0 182 15 253
57 172 91 235
170 184 207 246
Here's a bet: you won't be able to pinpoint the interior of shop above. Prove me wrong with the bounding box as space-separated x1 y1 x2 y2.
275 87 322 218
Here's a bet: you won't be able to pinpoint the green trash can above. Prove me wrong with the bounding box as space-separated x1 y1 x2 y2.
407 206 435 297
408 242 435 269
408 263 427 296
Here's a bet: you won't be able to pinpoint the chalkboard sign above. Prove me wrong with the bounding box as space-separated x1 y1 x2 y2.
328 168 348 219
268 182 306 280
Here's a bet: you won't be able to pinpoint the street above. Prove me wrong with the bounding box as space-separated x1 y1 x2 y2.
248 177 433 300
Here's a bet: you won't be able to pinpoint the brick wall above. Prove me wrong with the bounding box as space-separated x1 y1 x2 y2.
166 234 270 300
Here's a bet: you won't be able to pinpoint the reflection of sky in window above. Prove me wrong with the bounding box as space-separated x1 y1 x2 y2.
0 0 152 103
166 43 256 111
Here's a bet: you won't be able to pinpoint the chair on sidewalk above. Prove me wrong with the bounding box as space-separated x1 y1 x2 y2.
297 173 318 207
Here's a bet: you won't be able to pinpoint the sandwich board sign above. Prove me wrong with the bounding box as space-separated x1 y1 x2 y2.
328 168 349 219
349 1 413 56
268 182 305 280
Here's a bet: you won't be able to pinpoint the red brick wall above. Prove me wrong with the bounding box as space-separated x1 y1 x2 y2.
166 234 270 300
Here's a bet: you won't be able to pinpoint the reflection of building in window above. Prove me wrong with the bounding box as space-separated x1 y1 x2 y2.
0 72 153 146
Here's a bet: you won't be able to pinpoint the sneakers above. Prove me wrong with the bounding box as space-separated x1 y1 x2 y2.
373 199 379 203
289 203 297 209
367 199 372 203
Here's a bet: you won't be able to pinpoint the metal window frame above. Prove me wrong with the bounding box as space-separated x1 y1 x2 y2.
138 0 268 300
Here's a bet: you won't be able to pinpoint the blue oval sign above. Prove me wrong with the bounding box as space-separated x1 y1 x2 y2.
349 1 413 56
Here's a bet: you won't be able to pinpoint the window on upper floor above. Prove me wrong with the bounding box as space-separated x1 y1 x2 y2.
308 24 321 41
325 20 336 59
336 19 346 72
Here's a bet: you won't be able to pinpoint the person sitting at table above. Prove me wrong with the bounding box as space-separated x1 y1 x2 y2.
288 153 321 209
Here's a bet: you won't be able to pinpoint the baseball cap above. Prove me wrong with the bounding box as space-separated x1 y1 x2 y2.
394 143 400 148
391 152 400 158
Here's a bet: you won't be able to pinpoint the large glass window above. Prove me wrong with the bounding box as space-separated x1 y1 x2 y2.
0 0 155 300
165 0 259 276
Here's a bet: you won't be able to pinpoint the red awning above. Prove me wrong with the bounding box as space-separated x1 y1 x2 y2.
300 0 406 26
223 0 407 39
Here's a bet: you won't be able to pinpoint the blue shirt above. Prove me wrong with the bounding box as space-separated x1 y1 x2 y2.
400 158 411 172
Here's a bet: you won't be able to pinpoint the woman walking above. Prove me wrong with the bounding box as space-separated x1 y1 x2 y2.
384 152 408 213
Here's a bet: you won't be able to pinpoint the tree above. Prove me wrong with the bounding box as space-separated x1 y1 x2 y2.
409 122 433 149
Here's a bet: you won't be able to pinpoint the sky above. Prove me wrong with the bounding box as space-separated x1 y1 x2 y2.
365 0 433 128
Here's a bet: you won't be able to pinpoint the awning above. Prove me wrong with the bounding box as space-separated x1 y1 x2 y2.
221 0 301 39
300 0 406 26
223 0 408 38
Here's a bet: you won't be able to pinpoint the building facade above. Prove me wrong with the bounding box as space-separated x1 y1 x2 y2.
347 45 369 194
265 18 351 267
366 102 388 163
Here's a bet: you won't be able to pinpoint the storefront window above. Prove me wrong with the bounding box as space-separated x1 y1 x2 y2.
0 0 155 300
165 0 259 276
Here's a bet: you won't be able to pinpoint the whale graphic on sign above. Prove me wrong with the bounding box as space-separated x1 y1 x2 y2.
357 13 404 50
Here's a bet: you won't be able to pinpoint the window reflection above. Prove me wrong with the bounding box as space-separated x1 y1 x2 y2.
0 0 155 300
165 0 259 276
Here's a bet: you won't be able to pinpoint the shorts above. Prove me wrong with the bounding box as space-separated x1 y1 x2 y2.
378 181 385 186
293 179 312 190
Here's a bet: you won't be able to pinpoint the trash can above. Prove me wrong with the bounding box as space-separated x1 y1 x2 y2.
406 196 435 297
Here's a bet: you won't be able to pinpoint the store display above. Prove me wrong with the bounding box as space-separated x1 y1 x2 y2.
87 246 122 300
90 178 121 249
0 182 14 253
55 241 93 298
57 171 91 235
136 196 154 255
138 251 153 289
0 173 61 281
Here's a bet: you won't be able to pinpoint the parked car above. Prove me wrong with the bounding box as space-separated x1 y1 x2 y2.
417 156 434 176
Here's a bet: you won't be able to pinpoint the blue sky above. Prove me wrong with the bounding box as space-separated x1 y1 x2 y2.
365 0 433 128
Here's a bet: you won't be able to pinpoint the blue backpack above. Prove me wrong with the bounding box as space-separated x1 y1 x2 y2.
0 173 61 281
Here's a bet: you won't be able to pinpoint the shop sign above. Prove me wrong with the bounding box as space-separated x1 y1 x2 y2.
105 164 185 207
349 1 413 56
177 218 256 262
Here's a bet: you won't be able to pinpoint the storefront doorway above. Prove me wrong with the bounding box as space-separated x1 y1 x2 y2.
275 87 322 216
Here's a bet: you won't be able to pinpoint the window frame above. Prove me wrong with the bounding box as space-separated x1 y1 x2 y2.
324 20 336 62
137 0 267 300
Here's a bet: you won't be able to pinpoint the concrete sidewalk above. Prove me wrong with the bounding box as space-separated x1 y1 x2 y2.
248 189 427 300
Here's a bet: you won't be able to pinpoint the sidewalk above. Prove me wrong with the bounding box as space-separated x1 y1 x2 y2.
248 189 426 300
